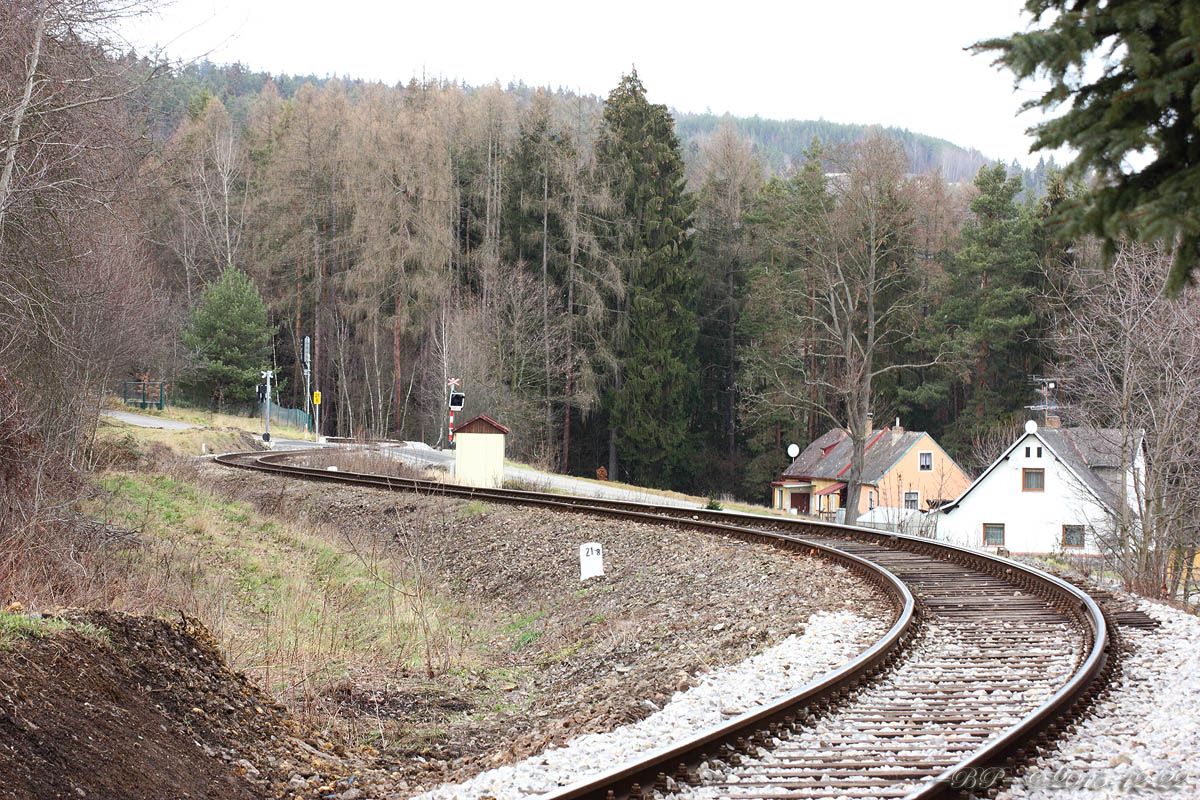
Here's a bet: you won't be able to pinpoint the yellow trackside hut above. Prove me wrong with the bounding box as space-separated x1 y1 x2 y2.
453 414 510 488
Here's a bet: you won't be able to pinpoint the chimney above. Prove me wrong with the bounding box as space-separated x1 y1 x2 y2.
894 416 903 433
1045 414 1062 429
865 412 874 436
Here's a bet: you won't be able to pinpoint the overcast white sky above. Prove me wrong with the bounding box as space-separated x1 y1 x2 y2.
120 0 1061 166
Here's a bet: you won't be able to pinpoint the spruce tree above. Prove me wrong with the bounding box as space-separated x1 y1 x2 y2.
181 268 273 409
598 72 699 488
975 0 1200 293
937 164 1040 453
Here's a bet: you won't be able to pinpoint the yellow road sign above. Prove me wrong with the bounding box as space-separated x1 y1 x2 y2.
313 390 322 406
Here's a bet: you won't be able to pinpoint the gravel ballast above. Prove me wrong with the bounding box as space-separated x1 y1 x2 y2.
1002 599 1200 800
191 461 894 792
412 610 887 800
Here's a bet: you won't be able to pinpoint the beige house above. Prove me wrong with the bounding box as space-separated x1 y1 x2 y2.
453 414 510 488
772 420 970 519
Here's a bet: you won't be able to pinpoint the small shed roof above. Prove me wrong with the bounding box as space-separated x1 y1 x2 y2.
455 414 511 435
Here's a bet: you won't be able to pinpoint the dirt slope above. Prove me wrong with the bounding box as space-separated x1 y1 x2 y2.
0 611 341 800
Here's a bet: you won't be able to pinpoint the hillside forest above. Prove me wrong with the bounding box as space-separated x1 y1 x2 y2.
126 63 1070 498
0 13 1189 513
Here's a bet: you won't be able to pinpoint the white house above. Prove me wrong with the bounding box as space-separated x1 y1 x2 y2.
937 420 1144 556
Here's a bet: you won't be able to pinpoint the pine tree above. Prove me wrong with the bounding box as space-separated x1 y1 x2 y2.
598 72 700 488
975 0 1200 293
181 267 273 408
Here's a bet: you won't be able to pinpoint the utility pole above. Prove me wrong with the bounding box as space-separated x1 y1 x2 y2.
313 389 322 442
447 378 464 447
260 369 273 443
302 335 313 441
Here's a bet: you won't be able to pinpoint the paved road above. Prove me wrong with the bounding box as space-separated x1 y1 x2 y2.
108 417 702 509
275 439 700 507
102 409 199 430
380 442 701 508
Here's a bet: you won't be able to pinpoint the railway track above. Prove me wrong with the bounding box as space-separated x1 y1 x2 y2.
214 448 1112 800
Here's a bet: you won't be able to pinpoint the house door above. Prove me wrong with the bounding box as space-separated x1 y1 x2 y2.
791 492 809 514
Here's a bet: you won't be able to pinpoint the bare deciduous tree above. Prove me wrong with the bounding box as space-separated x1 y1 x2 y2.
741 135 941 524
1047 242 1200 596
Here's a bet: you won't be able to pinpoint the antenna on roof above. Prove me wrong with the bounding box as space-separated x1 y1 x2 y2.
1027 376 1065 426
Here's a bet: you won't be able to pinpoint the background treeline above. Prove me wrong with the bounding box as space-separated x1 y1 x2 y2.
122 60 1074 500
4 10 1195 596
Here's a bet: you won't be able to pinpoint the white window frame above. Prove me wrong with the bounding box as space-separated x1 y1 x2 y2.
903 490 919 510
918 451 933 471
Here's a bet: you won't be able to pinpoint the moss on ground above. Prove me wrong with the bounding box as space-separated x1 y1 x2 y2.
0 612 108 648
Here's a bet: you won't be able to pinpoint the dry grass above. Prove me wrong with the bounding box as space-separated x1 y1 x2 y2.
96 416 263 459
83 468 479 735
104 400 311 440
309 447 442 480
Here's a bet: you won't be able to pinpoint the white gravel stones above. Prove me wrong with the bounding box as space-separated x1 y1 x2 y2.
1002 599 1200 800
675 608 1082 799
409 610 886 800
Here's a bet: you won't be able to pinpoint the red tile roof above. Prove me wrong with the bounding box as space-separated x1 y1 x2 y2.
455 414 511 435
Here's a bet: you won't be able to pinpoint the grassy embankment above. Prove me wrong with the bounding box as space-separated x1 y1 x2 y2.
0 612 108 648
85 408 491 747
99 400 310 458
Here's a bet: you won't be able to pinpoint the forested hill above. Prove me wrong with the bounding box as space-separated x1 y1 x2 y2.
674 113 991 183
138 59 997 182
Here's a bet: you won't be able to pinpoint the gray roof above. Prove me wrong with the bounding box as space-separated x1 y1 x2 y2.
942 424 1143 514
1038 427 1140 510
782 427 928 484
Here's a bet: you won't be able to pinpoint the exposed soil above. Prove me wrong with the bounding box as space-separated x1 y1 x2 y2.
191 459 893 796
0 611 347 800
2 457 893 800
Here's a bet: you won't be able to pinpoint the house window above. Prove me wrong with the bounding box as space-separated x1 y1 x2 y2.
918 452 933 471
1022 468 1045 492
984 523 1005 546
868 491 876 510
1063 525 1085 548
904 491 919 510
1037 446 1043 458
1025 446 1031 458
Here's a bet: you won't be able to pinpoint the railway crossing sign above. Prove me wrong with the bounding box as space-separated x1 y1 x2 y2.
260 369 273 443
447 378 464 444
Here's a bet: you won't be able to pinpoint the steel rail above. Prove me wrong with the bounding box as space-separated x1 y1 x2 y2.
213 449 1110 800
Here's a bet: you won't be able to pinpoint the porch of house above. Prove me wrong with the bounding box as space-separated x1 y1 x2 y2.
771 480 847 520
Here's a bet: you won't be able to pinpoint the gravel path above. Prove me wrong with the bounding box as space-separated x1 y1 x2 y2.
1001 599 1200 800
102 409 199 430
410 610 887 800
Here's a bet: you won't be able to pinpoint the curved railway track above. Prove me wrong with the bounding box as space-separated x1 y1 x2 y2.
214 448 1113 800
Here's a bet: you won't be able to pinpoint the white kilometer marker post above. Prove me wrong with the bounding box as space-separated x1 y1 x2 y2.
579 542 604 581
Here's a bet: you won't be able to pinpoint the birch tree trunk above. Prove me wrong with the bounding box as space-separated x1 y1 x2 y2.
0 3 47 245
